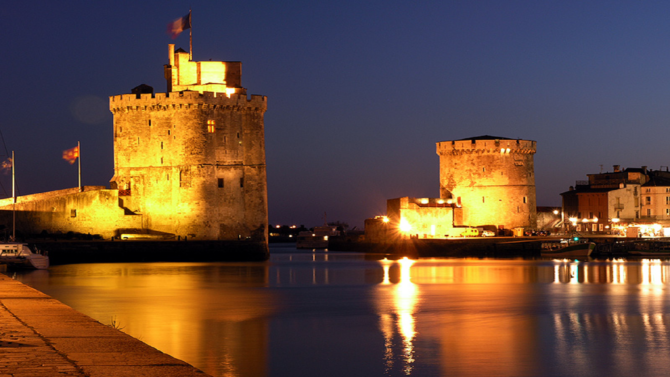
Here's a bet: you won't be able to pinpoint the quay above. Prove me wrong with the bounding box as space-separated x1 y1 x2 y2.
330 235 670 257
30 239 269 265
330 236 542 257
0 273 210 376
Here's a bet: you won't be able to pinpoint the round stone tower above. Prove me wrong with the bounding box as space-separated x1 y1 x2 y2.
436 135 537 230
109 44 268 243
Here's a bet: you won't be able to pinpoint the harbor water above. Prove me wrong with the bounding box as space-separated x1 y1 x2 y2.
11 244 670 377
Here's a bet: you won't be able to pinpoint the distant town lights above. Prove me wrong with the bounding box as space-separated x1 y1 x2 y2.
420 198 429 204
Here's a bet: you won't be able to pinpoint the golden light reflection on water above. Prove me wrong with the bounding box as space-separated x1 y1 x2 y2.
14 255 670 377
18 263 273 377
376 257 418 375
375 258 670 376
551 258 670 285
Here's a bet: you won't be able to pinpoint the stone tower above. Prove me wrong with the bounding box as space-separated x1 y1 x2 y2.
109 44 268 242
436 135 537 229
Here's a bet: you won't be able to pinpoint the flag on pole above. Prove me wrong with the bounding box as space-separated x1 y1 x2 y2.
0 158 11 174
167 12 191 39
63 146 79 164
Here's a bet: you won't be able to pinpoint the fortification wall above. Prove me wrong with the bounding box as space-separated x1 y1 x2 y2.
436 138 537 229
110 91 268 241
0 188 139 238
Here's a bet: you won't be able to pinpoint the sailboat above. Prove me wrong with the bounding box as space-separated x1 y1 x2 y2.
0 151 50 270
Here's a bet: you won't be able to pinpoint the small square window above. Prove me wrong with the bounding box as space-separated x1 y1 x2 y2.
218 178 224 188
207 120 216 133
70 209 77 218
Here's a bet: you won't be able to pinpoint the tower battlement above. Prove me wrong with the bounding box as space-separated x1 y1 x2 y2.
109 92 267 113
436 138 536 155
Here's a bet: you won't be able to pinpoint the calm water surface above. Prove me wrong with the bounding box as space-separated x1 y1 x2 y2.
11 244 670 377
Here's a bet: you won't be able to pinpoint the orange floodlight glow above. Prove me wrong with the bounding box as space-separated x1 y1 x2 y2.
399 218 412 233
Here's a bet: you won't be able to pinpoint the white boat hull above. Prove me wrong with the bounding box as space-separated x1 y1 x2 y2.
0 243 50 270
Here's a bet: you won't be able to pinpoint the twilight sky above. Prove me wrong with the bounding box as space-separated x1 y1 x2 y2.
4 1 670 228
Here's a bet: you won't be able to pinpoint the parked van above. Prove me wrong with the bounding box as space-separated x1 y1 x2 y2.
449 227 480 237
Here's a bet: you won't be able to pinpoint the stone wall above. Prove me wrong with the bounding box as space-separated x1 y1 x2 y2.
0 187 139 239
436 138 537 229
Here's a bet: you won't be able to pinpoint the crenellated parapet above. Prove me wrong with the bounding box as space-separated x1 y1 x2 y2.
436 138 536 156
109 92 267 113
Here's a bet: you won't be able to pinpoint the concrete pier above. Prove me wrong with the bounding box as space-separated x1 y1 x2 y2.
0 273 210 376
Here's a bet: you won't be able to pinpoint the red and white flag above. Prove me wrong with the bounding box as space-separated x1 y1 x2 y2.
0 158 11 174
63 146 79 164
167 12 191 39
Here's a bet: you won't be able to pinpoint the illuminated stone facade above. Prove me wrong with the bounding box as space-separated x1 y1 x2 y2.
0 45 268 244
109 45 268 241
436 136 537 230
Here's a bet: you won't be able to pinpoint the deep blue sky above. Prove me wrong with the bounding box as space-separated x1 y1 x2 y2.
4 1 670 228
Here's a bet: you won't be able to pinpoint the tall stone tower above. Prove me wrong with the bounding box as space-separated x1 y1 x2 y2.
436 135 537 229
109 44 268 242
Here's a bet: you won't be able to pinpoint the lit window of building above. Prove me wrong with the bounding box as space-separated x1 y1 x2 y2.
207 120 216 133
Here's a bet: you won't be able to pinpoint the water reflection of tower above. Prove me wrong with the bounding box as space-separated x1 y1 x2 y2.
377 257 418 375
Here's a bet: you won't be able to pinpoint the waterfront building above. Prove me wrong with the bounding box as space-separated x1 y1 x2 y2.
0 44 268 246
640 173 670 223
559 165 670 234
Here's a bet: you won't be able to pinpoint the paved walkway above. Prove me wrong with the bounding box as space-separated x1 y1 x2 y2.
0 273 210 377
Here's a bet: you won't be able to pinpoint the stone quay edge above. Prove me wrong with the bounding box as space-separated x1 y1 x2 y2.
0 273 210 376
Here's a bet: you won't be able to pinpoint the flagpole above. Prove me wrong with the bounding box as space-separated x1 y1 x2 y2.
189 9 193 60
12 150 15 241
78 141 81 192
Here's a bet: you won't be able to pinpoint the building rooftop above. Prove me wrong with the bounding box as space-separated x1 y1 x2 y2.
560 187 618 196
642 175 670 187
